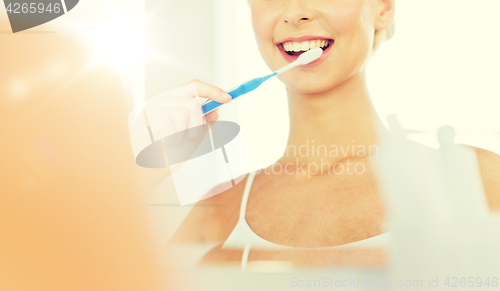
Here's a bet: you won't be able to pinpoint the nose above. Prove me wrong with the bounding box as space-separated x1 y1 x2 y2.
282 0 315 26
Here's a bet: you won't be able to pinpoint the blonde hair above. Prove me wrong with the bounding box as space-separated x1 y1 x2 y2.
373 21 395 51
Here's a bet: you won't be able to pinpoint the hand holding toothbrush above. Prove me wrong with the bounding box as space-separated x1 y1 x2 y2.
128 48 323 174
128 80 231 174
201 47 323 115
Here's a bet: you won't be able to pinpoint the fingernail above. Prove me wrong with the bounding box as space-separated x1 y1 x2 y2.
221 92 232 102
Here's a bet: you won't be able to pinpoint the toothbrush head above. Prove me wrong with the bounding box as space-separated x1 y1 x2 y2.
296 47 323 65
275 48 324 75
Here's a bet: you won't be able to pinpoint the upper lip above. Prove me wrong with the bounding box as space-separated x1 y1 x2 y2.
275 35 333 45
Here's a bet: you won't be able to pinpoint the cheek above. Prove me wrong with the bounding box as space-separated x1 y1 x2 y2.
251 7 280 68
324 3 374 61
324 3 368 35
250 5 275 42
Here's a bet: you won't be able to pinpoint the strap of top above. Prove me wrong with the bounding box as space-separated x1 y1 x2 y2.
239 170 258 221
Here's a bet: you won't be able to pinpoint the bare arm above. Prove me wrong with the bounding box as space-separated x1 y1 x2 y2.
168 204 207 245
168 175 246 246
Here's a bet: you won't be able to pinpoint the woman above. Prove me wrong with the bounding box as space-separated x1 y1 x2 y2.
168 0 500 267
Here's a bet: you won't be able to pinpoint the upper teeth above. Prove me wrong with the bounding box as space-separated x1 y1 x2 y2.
283 40 331 52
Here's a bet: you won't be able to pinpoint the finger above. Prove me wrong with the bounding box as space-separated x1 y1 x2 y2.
185 79 232 104
204 109 219 123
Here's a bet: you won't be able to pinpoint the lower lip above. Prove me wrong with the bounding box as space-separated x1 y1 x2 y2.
277 41 334 65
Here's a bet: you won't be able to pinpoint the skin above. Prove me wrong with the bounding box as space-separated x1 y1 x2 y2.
168 0 500 267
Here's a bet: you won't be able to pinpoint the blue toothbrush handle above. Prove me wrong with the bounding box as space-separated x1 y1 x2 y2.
201 72 277 115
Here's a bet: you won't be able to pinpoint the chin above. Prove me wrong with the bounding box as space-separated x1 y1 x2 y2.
280 74 340 95
285 82 333 95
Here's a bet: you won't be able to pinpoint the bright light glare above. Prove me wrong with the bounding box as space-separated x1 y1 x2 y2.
68 10 148 107
88 13 146 71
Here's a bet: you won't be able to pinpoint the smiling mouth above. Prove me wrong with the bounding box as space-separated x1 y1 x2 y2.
280 39 334 56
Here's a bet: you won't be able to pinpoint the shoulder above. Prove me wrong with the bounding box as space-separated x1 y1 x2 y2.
408 140 500 211
461 145 500 211
167 173 250 245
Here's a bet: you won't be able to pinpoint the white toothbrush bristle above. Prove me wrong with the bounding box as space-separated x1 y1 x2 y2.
297 48 323 65
274 47 324 75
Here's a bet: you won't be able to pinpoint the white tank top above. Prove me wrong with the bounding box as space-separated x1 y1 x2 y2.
221 170 392 269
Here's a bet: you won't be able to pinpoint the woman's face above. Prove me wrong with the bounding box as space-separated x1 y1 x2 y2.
249 0 381 94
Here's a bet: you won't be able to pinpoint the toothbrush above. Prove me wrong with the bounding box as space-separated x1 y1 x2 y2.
201 48 323 115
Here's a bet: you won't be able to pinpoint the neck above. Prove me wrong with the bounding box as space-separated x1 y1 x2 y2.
279 70 389 174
